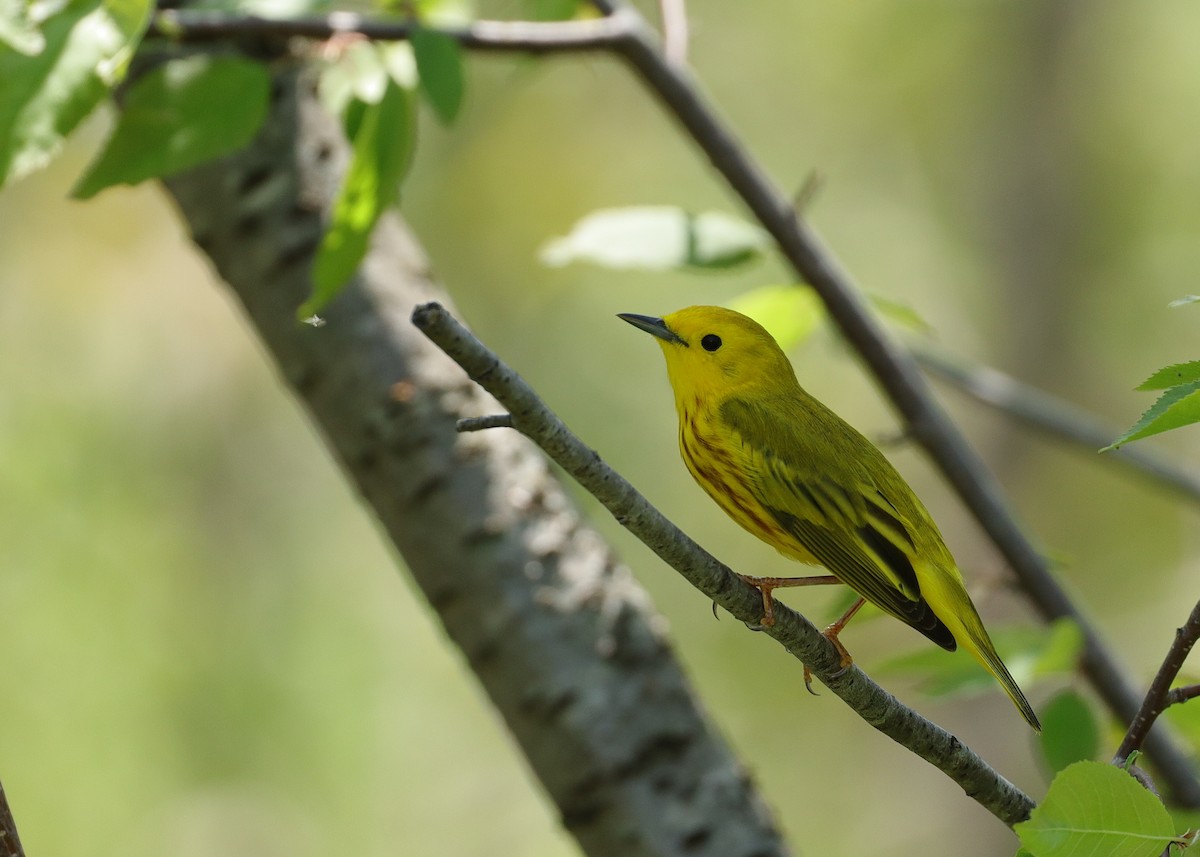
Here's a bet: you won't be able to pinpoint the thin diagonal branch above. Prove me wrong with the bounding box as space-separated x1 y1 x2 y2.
412 301 1036 828
915 346 1200 504
1114 600 1200 766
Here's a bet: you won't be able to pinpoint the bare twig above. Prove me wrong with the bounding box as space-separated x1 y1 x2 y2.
1166 685 1200 708
151 7 635 52
1114 600 1200 767
457 414 513 431
916 346 1200 504
657 0 688 66
0 780 25 857
412 301 1036 827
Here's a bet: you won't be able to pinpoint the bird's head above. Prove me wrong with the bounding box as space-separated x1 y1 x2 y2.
618 306 797 402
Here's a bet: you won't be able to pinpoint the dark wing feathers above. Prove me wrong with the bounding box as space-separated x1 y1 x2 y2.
771 508 956 650
721 395 957 651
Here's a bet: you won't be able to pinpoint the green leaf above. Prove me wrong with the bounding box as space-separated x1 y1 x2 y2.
875 619 1080 699
1169 295 1200 308
1030 618 1085 677
1038 690 1099 773
398 0 473 23
525 0 582 20
0 0 45 55
411 25 464 125
319 40 391 120
1137 361 1200 391
71 55 269 199
541 207 769 271
868 291 935 336
1163 688 1200 756
1103 379 1200 451
320 41 415 139
1015 761 1177 857
0 0 152 185
728 285 825 351
301 79 415 318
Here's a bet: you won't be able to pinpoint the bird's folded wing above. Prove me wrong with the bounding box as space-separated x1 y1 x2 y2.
720 396 956 650
764 506 955 650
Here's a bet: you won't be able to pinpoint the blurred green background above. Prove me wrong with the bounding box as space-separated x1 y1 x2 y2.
3 0 1200 854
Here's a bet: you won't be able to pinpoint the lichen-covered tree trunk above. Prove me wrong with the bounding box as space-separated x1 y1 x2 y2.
153 47 791 857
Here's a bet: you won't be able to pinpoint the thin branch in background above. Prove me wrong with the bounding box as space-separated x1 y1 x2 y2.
658 0 688 66
152 7 635 52
412 301 1037 828
1114 600 1200 767
0 780 25 857
793 171 824 214
915 345 1200 504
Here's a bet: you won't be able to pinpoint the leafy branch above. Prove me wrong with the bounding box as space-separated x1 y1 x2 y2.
915 346 1200 504
411 300 1037 827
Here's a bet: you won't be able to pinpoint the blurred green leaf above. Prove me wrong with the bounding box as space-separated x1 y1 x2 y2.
1103 379 1200 451
321 42 417 139
868 292 935 337
0 0 151 185
728 285 825 351
525 0 582 20
873 642 993 697
401 0 473 23
1170 809 1200 853
0 0 44 55
1015 761 1177 857
1031 618 1085 677
541 207 769 271
875 619 1080 699
1162 684 1200 756
319 40 390 120
1137 361 1200 391
1169 295 1200 308
411 26 464 125
302 79 416 318
71 55 269 199
1038 690 1099 773
683 211 770 269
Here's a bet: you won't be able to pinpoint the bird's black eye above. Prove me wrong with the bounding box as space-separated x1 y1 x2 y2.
701 334 722 352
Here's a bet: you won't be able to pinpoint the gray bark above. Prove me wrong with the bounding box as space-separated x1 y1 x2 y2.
155 50 791 857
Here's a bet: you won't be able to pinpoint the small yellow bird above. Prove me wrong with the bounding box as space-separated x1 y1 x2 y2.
620 305 1040 730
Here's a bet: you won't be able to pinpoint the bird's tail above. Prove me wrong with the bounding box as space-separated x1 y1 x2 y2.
952 607 1041 731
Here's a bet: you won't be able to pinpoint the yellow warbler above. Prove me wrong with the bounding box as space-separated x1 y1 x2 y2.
620 305 1040 730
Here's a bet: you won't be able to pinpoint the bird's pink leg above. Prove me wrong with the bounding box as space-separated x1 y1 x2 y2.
735 573 840 627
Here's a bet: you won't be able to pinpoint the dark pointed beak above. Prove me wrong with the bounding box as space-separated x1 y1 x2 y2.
617 313 688 346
